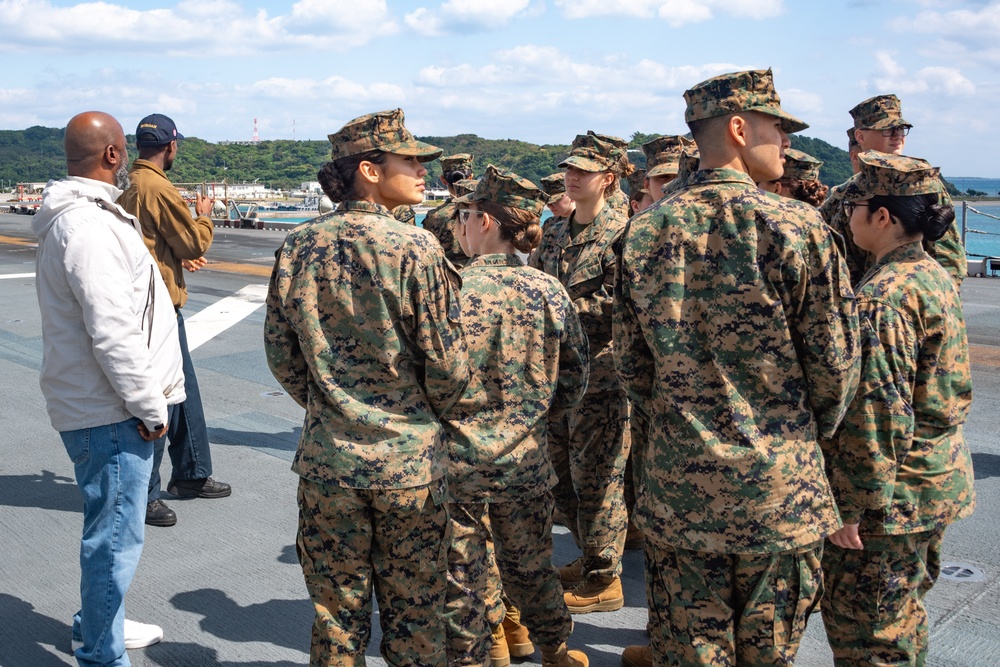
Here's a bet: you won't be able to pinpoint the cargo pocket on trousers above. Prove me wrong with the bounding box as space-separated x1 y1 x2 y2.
774 548 823 646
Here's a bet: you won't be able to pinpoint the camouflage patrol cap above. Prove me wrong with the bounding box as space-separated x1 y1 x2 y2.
846 151 942 200
627 168 648 200
558 131 629 173
539 172 567 204
453 164 546 218
683 68 808 134
327 108 442 162
782 148 822 182
441 153 474 172
643 135 696 179
850 94 911 131
847 127 861 151
677 148 700 180
452 178 479 198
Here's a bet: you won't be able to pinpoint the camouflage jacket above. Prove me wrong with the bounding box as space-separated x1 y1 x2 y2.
819 178 967 287
422 200 469 269
614 168 861 554
264 200 470 489
823 241 975 534
444 254 589 503
528 202 627 394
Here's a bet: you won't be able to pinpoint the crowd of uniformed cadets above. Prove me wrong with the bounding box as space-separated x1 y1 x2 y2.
263 67 975 667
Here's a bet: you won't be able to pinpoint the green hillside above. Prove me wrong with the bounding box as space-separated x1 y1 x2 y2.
3 125 943 193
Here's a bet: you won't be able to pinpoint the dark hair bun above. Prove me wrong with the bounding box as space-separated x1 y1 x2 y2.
920 203 956 242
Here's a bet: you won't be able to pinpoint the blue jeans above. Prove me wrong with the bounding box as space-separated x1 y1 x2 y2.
62 417 153 667
148 309 213 503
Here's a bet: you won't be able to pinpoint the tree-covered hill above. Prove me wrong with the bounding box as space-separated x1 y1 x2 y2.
0 125 870 192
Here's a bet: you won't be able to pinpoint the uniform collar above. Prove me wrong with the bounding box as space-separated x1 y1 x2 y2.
466 253 525 268
338 200 393 217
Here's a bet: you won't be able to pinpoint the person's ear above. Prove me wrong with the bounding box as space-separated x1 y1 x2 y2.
357 161 380 185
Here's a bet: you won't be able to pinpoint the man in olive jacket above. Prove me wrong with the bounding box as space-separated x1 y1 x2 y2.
119 113 231 528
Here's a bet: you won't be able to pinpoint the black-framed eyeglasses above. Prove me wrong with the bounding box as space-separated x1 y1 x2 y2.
880 126 911 138
458 209 484 224
842 200 869 217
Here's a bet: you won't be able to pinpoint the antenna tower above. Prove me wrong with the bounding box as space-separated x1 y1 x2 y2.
252 118 260 143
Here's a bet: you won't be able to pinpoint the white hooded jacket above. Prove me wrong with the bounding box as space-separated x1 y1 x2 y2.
33 176 186 432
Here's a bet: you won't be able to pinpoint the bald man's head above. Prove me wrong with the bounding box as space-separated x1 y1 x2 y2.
64 111 130 188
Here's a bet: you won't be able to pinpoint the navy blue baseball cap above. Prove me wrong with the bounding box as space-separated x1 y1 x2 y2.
135 114 184 147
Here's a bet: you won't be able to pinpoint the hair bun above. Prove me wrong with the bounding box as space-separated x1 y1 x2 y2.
921 203 955 242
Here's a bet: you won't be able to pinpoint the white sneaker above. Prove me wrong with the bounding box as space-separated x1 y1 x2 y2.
124 619 163 649
71 620 163 653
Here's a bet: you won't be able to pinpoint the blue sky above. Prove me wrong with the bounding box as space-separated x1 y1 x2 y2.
1 0 997 177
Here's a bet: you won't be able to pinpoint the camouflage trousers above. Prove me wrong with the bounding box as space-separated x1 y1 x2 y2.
446 493 573 666
645 539 823 666
821 529 943 667
297 476 449 667
549 389 631 579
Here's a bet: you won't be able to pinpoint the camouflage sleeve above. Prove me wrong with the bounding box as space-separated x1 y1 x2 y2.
612 231 654 420
409 257 471 418
786 220 861 439
551 297 590 416
826 315 912 523
263 258 309 409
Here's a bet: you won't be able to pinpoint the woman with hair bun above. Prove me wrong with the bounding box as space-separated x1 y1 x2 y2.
265 109 470 667
758 147 829 207
821 151 975 666
444 164 591 667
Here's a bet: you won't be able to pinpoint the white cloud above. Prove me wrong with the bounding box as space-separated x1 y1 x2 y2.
553 0 783 25
866 52 975 97
0 0 399 56
890 2 1000 65
405 0 532 37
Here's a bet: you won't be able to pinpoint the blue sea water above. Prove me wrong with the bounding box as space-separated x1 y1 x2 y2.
948 176 1000 197
959 200 1000 258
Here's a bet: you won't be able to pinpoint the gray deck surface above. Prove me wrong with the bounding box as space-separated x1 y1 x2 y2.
2 212 998 666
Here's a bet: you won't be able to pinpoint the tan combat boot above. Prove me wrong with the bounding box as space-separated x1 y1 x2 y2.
490 622 510 667
541 643 589 667
564 576 624 614
621 644 652 667
502 604 535 658
558 557 586 586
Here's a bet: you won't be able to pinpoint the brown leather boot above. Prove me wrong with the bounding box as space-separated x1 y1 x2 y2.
541 643 589 667
558 557 586 586
502 604 535 658
564 576 624 614
624 520 645 550
490 623 510 667
621 644 652 667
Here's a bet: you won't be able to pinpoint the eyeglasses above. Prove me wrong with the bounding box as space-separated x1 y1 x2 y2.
458 209 484 224
842 200 869 217
880 126 911 138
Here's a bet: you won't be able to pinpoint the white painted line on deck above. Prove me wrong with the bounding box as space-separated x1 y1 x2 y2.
0 273 35 279
185 284 268 351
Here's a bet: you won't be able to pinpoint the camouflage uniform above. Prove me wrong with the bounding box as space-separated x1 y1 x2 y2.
443 168 590 665
819 153 975 667
821 96 966 285
264 109 469 667
529 132 632 587
392 204 416 224
424 154 475 269
615 69 861 666
658 147 700 200
642 135 695 202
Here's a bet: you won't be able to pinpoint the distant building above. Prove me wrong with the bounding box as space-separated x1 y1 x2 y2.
300 181 321 194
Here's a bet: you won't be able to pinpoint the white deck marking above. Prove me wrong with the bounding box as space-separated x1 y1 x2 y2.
0 273 35 279
185 284 268 351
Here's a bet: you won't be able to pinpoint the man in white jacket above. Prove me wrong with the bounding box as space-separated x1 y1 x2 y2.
33 111 186 667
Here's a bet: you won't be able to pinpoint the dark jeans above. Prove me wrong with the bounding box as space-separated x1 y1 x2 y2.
148 309 213 504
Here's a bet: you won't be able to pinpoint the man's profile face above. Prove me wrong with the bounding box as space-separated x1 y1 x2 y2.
856 127 906 155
